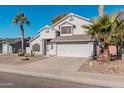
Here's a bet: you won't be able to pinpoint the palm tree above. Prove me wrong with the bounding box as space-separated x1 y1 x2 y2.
13 13 29 51
112 11 124 58
82 12 122 61
98 5 104 17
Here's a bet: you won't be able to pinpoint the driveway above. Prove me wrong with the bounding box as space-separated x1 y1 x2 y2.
23 56 87 72
0 56 123 87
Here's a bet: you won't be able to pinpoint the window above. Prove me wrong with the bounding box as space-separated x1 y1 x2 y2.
61 26 72 34
32 43 40 52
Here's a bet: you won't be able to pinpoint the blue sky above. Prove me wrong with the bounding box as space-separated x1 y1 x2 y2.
0 5 124 38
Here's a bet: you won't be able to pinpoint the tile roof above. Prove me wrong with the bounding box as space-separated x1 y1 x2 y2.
51 35 94 43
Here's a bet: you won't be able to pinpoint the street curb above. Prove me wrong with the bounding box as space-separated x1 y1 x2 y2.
0 68 124 87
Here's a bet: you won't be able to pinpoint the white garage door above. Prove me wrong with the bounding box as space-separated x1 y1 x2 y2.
57 43 93 57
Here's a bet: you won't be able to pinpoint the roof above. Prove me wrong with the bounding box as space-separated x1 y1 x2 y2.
51 35 94 43
28 34 40 43
117 13 124 21
28 25 58 43
37 25 58 33
59 21 75 27
37 25 49 33
0 38 22 44
52 13 91 27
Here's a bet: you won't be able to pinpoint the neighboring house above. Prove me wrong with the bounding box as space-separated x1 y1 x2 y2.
0 38 29 54
27 13 96 58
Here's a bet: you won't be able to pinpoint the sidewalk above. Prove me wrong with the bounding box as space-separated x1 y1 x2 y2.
0 62 124 88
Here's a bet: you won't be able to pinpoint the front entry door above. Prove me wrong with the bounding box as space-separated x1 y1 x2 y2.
46 44 51 55
43 39 51 55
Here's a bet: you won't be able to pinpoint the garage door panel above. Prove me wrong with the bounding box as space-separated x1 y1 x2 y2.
57 43 93 57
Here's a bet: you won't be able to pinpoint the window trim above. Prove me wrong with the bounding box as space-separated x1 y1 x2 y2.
32 43 40 52
60 26 72 35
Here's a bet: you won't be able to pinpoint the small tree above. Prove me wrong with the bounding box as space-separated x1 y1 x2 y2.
51 13 68 25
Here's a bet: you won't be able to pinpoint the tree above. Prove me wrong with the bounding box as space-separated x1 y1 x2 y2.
82 11 123 61
98 5 104 17
13 13 29 51
51 13 68 25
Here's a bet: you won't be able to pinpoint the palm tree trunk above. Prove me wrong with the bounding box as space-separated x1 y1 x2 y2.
20 23 24 51
99 5 104 17
97 36 110 62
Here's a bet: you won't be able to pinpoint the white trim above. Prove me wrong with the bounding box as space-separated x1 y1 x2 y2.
37 25 49 33
28 34 40 43
59 21 75 27
60 26 73 36
52 13 90 28
37 25 58 33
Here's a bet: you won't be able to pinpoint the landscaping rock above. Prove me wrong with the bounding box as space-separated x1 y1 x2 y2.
79 59 124 76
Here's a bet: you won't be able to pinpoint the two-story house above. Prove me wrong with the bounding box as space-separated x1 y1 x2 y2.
27 13 96 58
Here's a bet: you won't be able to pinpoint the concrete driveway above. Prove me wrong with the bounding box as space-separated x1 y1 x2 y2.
23 56 88 72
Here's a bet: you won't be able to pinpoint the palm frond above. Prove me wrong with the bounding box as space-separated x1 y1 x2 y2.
12 13 30 25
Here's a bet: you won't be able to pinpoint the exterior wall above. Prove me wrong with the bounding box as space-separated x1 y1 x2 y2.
60 23 73 36
28 26 57 55
53 15 91 36
56 42 93 57
29 36 42 55
12 41 22 53
46 43 56 56
40 28 57 39
108 46 117 55
2 43 12 54
26 47 31 54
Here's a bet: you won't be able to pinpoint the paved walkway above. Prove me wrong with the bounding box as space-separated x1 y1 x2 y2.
0 56 124 87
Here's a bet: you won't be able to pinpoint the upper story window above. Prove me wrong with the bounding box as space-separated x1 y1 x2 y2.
61 26 72 34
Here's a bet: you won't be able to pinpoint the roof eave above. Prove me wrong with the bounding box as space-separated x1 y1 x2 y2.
28 35 40 43
51 39 94 43
52 13 91 28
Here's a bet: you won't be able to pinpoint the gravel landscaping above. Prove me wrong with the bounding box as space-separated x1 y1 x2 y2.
0 54 48 65
79 59 124 75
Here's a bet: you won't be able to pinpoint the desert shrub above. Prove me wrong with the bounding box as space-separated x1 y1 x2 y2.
31 50 35 57
18 49 25 56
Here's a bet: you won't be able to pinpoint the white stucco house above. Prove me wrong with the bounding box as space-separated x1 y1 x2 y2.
26 13 97 58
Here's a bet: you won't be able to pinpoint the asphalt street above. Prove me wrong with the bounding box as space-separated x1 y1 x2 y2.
0 72 102 88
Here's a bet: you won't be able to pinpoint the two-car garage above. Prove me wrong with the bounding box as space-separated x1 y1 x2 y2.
51 35 95 58
56 42 94 57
